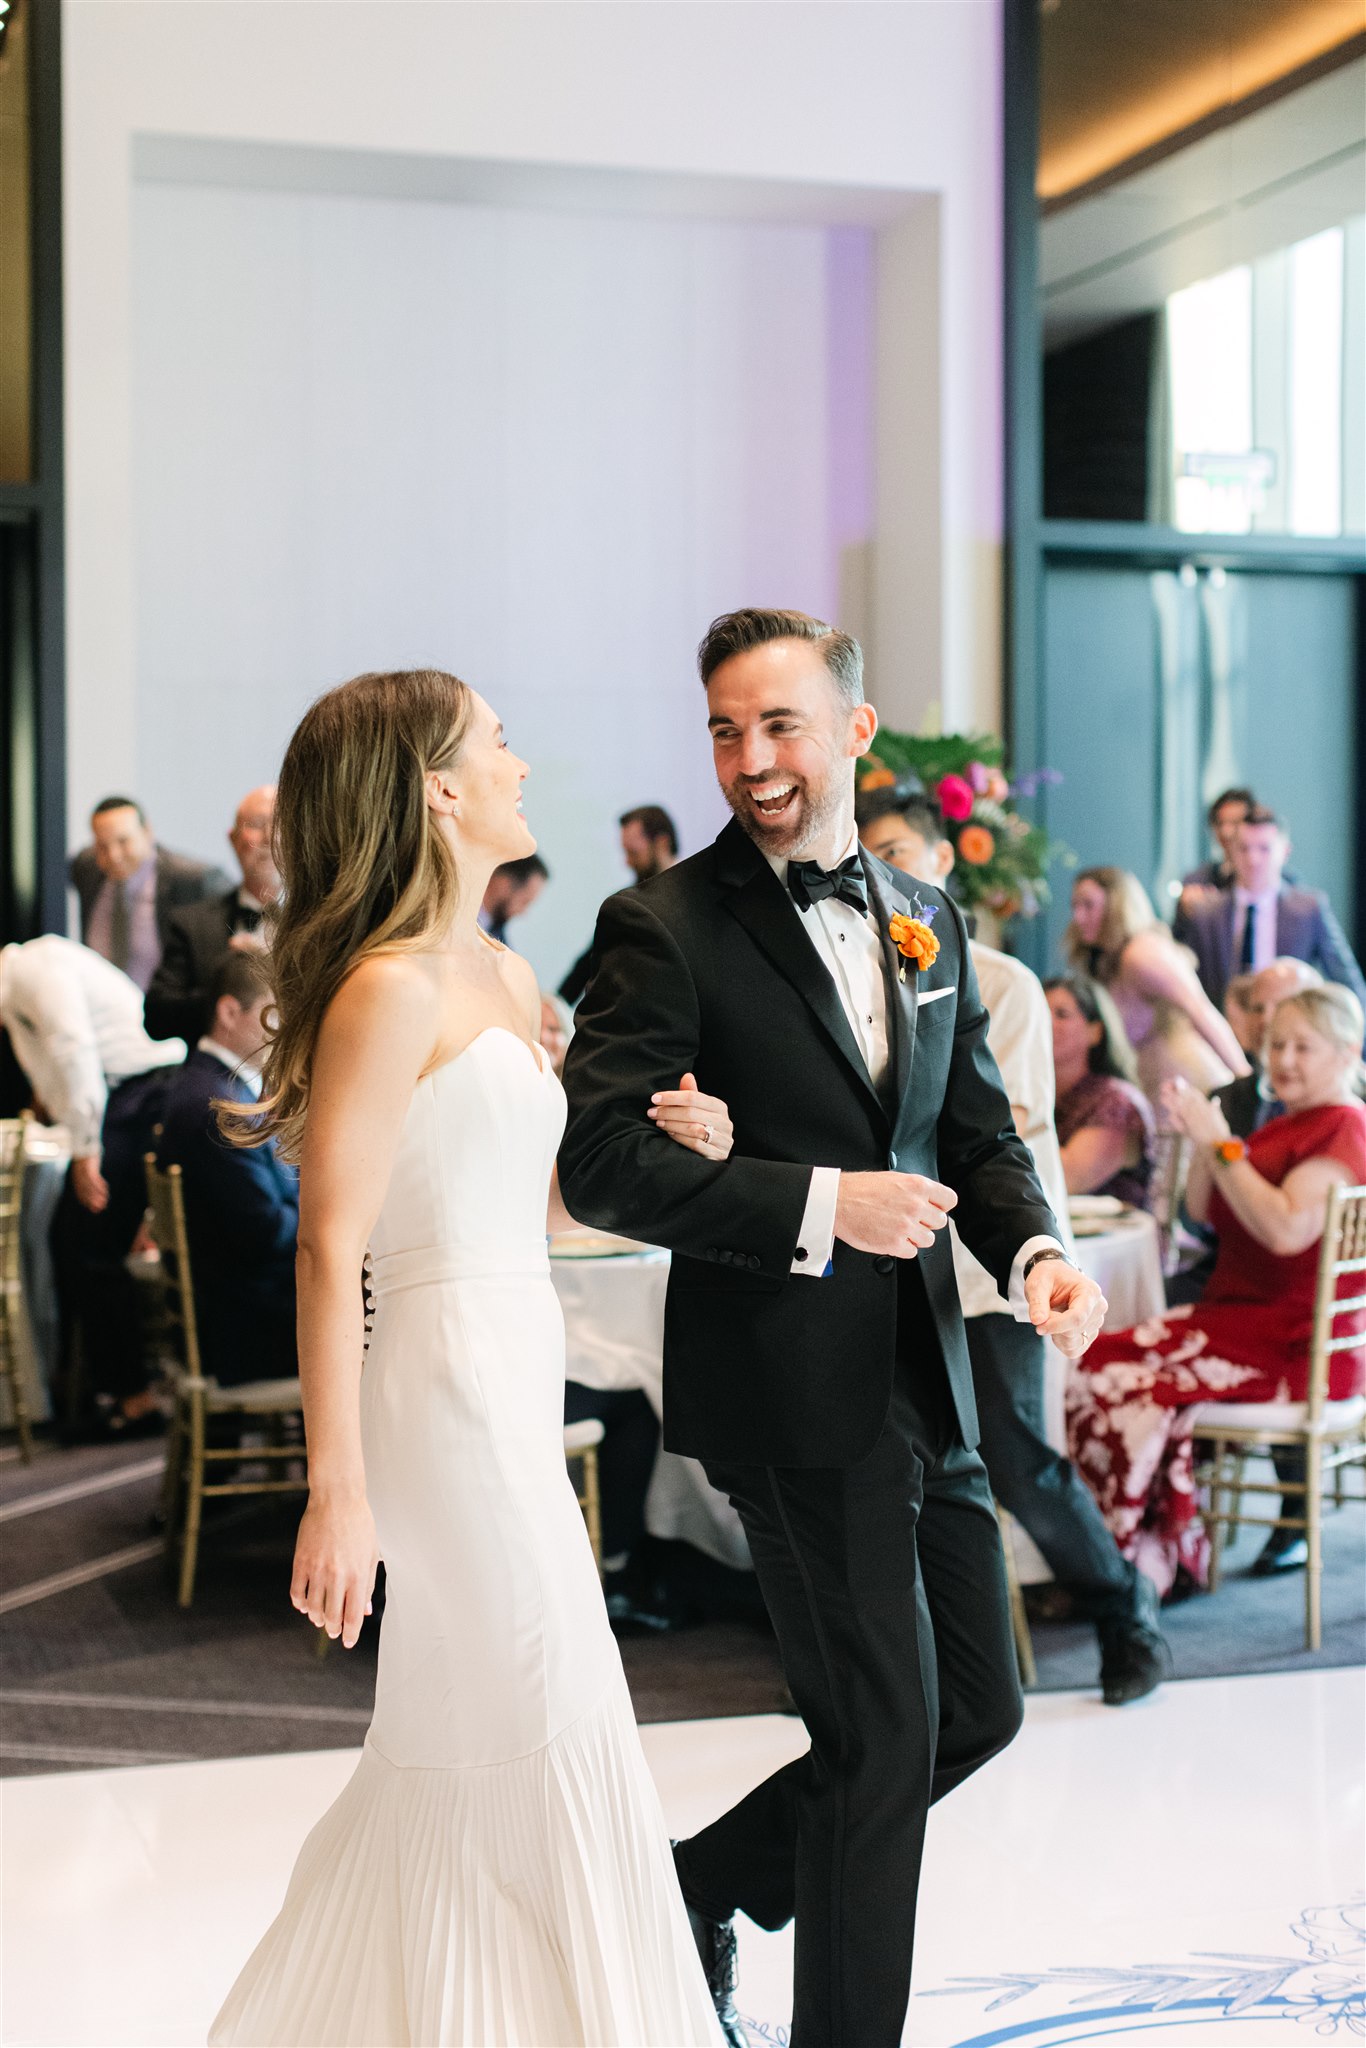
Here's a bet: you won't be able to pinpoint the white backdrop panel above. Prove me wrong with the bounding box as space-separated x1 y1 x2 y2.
131 182 846 985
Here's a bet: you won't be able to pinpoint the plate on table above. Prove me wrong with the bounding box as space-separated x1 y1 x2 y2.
1068 1195 1134 1237
548 1230 656 1260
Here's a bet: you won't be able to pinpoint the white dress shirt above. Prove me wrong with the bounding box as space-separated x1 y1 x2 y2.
197 1036 263 1100
764 840 1067 1309
0 936 185 1157
1232 887 1278 974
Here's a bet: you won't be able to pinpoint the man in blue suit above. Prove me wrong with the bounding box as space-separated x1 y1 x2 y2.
1174 805 1365 1022
156 950 297 1386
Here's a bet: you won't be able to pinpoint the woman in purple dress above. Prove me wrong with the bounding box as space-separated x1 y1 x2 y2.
1046 974 1155 1210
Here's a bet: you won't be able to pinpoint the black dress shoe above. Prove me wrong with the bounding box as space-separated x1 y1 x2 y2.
1097 1572 1169 1706
1250 1529 1309 1575
672 1846 749 2048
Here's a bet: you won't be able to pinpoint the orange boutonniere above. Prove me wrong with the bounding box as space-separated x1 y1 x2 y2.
888 901 940 981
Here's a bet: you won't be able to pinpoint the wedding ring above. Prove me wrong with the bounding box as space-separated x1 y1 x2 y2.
701 1124 713 1145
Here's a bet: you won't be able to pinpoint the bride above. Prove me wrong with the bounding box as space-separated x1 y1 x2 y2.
209 669 726 2047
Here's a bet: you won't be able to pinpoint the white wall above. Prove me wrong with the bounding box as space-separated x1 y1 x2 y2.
131 183 840 978
64 0 1005 973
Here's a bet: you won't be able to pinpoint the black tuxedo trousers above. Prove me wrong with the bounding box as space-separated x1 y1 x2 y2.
675 1302 1022 2048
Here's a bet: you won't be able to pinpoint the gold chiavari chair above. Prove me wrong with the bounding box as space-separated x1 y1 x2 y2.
563 1418 605 1572
1195 1182 1366 1651
144 1153 308 1607
0 1116 36 1463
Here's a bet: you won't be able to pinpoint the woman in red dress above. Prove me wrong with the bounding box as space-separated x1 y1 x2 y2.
1066 984 1366 1596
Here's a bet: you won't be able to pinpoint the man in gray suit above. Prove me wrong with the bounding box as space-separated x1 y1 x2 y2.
70 796 230 993
1174 805 1365 1020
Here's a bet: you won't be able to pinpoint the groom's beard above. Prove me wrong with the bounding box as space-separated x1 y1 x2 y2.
722 771 847 861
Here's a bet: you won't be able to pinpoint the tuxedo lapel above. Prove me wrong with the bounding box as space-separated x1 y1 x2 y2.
863 858 923 1144
716 821 885 1121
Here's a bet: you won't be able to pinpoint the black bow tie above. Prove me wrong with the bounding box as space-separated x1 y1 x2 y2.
787 855 869 917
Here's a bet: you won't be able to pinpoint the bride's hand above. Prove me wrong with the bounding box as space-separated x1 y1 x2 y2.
291 1491 379 1648
647 1072 734 1161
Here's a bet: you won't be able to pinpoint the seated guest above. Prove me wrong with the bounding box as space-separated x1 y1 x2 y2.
558 806 681 1004
1180 787 1255 894
1065 983 1366 1596
1045 974 1155 1208
1174 805 1365 1017
0 935 185 1430
1065 867 1250 1097
1222 972 1260 1062
70 795 230 993
479 853 548 946
563 1378 667 1632
1215 958 1323 1140
156 952 298 1387
145 785 280 1041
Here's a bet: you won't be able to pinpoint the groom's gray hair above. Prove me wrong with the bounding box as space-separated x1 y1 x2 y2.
697 609 864 708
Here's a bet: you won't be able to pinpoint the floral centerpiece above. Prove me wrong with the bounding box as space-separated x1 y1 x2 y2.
857 730 1068 929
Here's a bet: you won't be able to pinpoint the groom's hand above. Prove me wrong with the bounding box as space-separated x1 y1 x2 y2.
1023 1262 1107 1360
833 1172 957 1257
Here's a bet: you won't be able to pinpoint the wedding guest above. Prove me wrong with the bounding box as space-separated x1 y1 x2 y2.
1065 983 1366 1597
862 803 1167 1704
69 796 230 993
156 951 298 1387
1045 974 1156 1207
538 991 574 1078
1214 958 1324 1141
1180 787 1255 893
1173 806 1366 1018
0 935 185 1431
1223 973 1261 1061
1065 865 1250 1097
479 853 548 946
145 785 280 1041
559 806 682 1004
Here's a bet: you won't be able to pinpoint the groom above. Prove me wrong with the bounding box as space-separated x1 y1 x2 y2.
559 609 1106 2048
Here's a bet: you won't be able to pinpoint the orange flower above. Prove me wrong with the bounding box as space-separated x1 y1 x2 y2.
888 912 940 972
958 824 995 865
860 767 897 790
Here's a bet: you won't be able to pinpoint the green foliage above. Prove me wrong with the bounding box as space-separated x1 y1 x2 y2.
858 730 1071 924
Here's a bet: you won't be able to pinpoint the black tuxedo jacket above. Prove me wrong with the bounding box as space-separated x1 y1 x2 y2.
145 890 264 1042
70 845 231 948
559 819 1060 1468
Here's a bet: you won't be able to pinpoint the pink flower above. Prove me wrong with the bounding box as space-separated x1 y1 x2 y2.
967 760 991 795
985 767 1010 802
936 773 975 822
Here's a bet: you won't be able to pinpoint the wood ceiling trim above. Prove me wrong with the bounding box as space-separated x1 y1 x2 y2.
1040 29 1366 213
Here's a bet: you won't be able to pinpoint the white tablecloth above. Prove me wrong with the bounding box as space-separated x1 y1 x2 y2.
1071 1208 1167 1333
550 1248 752 1571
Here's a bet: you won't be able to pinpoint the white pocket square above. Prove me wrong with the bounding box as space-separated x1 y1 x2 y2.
916 985 955 1007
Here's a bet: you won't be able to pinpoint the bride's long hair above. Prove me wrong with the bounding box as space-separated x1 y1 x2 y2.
226 668 474 1160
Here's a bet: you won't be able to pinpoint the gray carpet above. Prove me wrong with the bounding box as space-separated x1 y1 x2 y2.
0 1436 1360 1776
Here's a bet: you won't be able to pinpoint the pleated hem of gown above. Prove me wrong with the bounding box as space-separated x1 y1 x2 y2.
207 1673 722 2048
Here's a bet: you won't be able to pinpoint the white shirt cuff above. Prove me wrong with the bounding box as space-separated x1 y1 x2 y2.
1007 1234 1071 1321
791 1167 840 1277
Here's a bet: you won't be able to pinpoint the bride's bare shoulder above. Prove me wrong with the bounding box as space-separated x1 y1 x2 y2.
320 952 442 1055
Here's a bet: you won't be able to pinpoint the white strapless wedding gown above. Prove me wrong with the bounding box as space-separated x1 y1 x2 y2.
209 1028 721 2047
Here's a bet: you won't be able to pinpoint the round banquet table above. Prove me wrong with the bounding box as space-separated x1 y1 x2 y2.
1069 1206 1167 1334
549 1244 752 1571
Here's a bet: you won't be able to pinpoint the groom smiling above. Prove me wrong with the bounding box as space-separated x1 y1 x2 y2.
559 609 1106 2048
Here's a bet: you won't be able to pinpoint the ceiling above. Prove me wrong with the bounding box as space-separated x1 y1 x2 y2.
1039 0 1366 202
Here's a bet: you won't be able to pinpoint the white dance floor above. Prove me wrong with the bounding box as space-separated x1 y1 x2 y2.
2 1668 1361 2047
